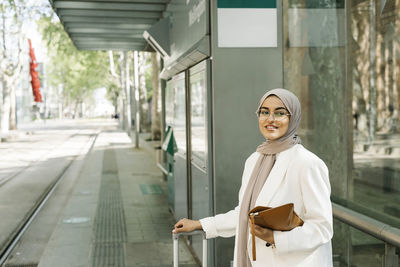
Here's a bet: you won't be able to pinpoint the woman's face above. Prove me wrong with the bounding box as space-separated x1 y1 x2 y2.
258 96 290 140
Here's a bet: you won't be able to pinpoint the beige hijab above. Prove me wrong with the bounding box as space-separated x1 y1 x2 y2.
237 88 302 266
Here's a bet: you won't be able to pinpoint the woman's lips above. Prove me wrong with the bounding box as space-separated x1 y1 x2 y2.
265 125 278 130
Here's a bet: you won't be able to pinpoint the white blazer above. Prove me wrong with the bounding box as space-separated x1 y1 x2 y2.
200 144 333 267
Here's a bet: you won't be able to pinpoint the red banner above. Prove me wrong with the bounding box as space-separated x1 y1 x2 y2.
28 39 42 102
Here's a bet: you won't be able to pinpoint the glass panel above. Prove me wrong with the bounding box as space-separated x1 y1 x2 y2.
190 62 207 168
165 80 174 126
283 0 400 265
283 0 349 198
350 0 400 228
332 219 400 267
165 73 186 154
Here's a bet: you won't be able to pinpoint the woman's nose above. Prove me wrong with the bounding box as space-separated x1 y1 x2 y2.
266 113 275 122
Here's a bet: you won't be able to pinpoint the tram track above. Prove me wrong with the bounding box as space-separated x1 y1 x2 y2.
0 135 49 187
0 131 99 266
0 131 83 188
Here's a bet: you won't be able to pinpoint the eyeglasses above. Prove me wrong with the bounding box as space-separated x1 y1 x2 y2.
257 109 291 121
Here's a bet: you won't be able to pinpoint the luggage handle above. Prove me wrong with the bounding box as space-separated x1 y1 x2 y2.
172 230 207 267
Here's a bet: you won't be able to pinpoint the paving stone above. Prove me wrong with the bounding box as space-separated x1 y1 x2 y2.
36 130 199 267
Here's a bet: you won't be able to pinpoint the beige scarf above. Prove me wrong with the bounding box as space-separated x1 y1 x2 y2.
237 89 302 266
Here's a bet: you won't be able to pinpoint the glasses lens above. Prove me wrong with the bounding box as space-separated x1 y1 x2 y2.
257 109 290 120
274 111 287 120
259 110 269 117
258 109 290 120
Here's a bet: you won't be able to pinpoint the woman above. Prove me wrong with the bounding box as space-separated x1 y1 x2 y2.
173 88 333 267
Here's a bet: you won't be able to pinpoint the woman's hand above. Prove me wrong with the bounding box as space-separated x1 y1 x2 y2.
172 218 202 234
251 222 275 245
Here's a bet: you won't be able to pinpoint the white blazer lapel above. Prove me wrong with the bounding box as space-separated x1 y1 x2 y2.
255 146 297 206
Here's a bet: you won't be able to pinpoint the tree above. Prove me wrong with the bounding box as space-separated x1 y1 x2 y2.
150 53 161 140
0 0 50 132
1 0 27 132
138 52 150 132
38 16 112 118
106 51 122 116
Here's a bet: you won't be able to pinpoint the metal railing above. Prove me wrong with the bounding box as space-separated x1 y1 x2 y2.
332 202 400 267
172 230 207 267
173 205 399 267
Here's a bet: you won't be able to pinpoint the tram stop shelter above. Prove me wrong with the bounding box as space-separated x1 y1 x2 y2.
50 1 400 266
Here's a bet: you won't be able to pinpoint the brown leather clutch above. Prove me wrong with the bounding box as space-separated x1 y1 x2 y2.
248 203 304 261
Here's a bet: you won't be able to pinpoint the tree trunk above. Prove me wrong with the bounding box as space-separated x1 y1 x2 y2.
124 51 131 131
1 80 11 133
368 0 377 145
138 52 148 132
9 82 16 130
118 52 127 130
133 51 140 147
114 98 118 115
72 100 79 119
151 52 161 140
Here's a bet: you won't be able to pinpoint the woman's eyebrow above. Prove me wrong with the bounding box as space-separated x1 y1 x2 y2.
260 106 287 110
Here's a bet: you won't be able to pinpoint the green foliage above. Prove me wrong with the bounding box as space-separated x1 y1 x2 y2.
106 81 119 107
37 16 112 104
145 66 153 100
144 53 153 101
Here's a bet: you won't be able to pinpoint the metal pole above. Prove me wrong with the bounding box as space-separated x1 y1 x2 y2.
172 231 208 267
332 203 400 247
160 58 167 168
124 51 131 132
173 234 179 267
133 51 140 148
202 232 208 267
185 69 192 222
384 243 398 267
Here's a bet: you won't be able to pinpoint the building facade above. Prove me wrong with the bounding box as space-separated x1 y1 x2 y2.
159 0 399 266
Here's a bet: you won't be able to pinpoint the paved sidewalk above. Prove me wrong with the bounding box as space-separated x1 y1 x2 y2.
38 129 199 267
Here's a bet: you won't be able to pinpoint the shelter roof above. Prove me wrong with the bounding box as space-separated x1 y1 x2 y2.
49 0 169 51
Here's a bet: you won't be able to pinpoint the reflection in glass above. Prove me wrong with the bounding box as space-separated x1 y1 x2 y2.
165 74 186 154
332 219 386 267
283 0 400 266
287 8 345 48
165 80 174 126
190 63 207 168
350 0 400 228
283 1 348 195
